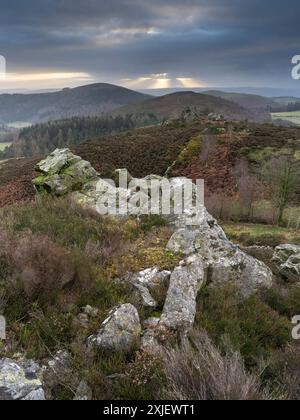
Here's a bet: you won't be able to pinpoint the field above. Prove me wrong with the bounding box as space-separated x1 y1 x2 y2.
0 142 11 151
7 121 32 129
272 110 300 125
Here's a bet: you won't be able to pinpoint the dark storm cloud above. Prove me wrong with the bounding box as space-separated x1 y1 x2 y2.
1 0 300 86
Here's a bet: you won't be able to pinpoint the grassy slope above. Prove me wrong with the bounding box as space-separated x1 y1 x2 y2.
0 142 11 151
272 111 300 126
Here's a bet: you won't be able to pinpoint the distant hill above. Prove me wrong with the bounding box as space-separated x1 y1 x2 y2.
204 91 300 115
0 83 151 124
114 91 271 123
203 90 279 111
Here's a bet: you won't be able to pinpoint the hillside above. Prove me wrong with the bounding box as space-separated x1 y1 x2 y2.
1 118 300 209
0 83 151 124
0 90 273 159
204 90 279 111
1 144 300 400
114 91 271 123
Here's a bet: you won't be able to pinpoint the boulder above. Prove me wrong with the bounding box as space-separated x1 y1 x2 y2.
273 244 300 281
0 358 45 400
74 380 92 401
35 148 80 175
167 208 273 298
33 148 98 196
160 255 205 331
88 304 141 352
209 248 274 298
134 283 158 308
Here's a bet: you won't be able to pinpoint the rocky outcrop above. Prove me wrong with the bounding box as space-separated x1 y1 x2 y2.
88 304 141 352
160 255 205 331
33 150 274 336
33 148 98 196
0 358 45 400
273 244 300 281
167 208 273 298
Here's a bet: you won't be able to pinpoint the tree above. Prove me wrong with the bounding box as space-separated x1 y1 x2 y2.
235 158 262 221
200 135 217 167
262 156 300 225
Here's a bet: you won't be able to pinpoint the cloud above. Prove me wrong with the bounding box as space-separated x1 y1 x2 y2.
0 0 299 88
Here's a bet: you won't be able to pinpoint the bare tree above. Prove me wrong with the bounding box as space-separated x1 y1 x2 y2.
235 159 262 221
200 135 218 167
262 156 300 225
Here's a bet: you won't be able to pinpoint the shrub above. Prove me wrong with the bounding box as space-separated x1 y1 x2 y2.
196 285 291 366
0 197 128 253
266 342 300 400
163 330 273 400
260 284 300 319
1 231 95 318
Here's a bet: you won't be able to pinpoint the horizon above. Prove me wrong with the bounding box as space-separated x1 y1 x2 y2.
0 1 300 92
1 82 300 99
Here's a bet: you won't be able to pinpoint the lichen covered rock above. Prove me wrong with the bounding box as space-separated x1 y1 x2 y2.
88 304 141 352
0 358 45 400
33 148 98 196
167 208 273 298
160 255 205 331
273 244 300 281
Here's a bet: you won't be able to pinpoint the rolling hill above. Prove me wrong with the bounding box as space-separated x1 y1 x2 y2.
114 91 271 123
0 83 151 124
203 90 278 111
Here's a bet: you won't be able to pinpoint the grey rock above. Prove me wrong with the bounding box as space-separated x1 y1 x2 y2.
130 267 171 289
74 380 92 401
134 283 157 308
33 148 98 196
88 304 141 352
210 248 274 298
83 305 99 318
74 313 89 328
35 148 81 175
141 330 162 353
22 388 46 400
160 255 205 331
0 358 45 400
167 208 273 298
46 350 72 375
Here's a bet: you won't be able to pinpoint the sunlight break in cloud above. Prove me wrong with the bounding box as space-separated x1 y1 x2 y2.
3 72 92 82
120 74 205 89
176 78 206 88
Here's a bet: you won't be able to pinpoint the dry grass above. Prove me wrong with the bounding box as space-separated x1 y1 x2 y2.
162 330 276 400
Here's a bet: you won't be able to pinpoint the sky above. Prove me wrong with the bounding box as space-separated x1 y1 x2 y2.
0 0 300 91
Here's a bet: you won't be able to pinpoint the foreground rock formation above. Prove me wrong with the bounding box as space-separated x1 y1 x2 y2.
32 149 274 327
273 244 300 282
160 255 205 331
